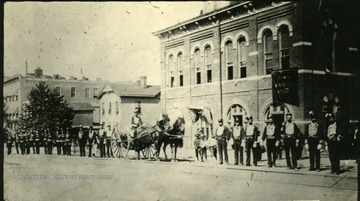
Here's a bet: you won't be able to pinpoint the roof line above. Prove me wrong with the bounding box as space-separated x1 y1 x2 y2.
152 1 251 36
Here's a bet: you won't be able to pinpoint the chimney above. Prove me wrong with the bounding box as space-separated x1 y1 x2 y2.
140 76 147 88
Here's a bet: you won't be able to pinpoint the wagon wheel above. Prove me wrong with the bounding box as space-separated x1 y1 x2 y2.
121 130 132 159
142 144 156 160
111 138 121 159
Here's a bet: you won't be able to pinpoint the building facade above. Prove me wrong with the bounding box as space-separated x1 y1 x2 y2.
97 76 161 131
3 67 136 130
153 1 360 147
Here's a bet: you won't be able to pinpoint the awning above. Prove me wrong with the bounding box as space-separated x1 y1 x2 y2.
187 106 213 125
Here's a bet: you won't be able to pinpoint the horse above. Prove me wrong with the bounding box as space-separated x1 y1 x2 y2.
156 116 185 162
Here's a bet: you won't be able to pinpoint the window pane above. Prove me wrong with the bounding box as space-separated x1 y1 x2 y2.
179 75 184 86
93 88 98 98
228 66 233 80
85 88 90 98
196 72 201 84
71 87 76 97
207 70 212 83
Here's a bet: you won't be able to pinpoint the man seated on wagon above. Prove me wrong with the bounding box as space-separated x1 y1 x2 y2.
130 108 143 138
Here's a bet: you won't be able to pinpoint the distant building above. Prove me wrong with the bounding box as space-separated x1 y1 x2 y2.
3 67 141 130
153 1 360 147
98 76 161 131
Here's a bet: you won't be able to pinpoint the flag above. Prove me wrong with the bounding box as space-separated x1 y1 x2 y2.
272 69 299 107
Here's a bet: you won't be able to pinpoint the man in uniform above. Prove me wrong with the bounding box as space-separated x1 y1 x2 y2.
87 126 96 157
232 118 245 166
6 131 13 155
214 119 230 165
326 113 343 175
131 108 143 138
78 125 86 157
105 124 114 158
15 131 20 154
26 130 33 155
244 116 260 166
98 123 105 158
46 130 53 155
56 129 63 155
304 112 324 172
64 128 71 156
281 113 301 169
34 130 41 154
262 115 281 167
19 130 26 155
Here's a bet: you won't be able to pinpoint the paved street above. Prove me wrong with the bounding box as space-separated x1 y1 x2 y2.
4 148 358 201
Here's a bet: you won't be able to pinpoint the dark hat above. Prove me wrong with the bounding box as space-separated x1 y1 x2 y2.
286 113 292 117
246 116 253 120
218 119 223 123
134 108 140 113
325 113 335 120
90 126 93 129
234 118 240 124
107 125 111 127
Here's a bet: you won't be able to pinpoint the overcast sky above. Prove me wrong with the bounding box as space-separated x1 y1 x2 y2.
4 2 205 85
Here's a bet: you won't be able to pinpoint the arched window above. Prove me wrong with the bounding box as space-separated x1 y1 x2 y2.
177 53 184 87
237 36 247 78
168 55 174 87
263 30 273 74
279 26 290 69
225 41 234 80
194 49 201 84
226 104 248 126
204 46 212 83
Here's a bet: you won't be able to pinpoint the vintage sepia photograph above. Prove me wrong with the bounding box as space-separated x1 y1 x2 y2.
3 1 360 200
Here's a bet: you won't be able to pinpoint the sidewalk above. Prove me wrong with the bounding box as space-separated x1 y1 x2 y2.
174 146 358 178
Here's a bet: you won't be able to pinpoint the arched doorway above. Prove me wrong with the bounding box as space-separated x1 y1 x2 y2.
264 104 291 128
226 104 248 127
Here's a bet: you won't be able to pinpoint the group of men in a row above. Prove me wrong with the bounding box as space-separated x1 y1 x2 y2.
196 112 359 175
5 123 118 158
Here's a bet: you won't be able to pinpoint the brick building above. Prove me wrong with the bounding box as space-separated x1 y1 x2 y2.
153 1 360 147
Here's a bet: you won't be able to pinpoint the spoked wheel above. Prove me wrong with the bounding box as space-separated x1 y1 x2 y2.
142 144 156 160
111 138 122 158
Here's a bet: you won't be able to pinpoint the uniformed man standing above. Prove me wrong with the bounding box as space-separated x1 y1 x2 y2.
46 130 54 155
244 116 260 166
105 125 114 158
28 130 35 154
214 119 230 165
131 108 143 138
19 130 26 155
78 125 86 157
88 126 96 157
6 131 13 155
14 131 20 154
232 119 245 166
262 115 281 167
34 130 41 154
98 123 105 158
64 128 71 156
281 113 301 169
304 112 324 172
56 129 62 155
326 113 343 175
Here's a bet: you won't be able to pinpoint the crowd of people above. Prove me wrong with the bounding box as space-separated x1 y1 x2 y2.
194 112 360 175
5 110 359 175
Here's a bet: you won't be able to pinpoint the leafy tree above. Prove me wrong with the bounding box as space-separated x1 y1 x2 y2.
18 82 74 135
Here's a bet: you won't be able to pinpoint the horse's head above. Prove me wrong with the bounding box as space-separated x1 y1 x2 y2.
159 113 171 131
173 117 185 134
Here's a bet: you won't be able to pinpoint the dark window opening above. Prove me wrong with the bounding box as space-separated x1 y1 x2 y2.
179 75 184 87
240 67 246 78
207 70 212 83
228 66 233 80
170 76 175 88
196 72 201 84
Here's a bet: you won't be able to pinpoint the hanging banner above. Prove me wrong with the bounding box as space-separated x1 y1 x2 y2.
272 69 299 107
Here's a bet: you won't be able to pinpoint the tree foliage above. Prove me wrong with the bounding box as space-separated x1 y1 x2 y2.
18 82 74 134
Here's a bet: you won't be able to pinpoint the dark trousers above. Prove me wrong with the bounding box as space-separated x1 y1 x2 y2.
30 141 35 154
47 142 53 155
308 138 321 170
7 142 12 155
284 138 297 168
266 139 277 166
26 142 31 154
233 140 243 165
217 139 228 164
88 144 93 157
209 146 217 159
57 142 62 155
20 142 26 155
106 138 113 157
328 140 340 173
79 140 86 157
64 142 71 156
99 140 105 157
34 141 40 154
15 142 19 154
245 138 257 166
